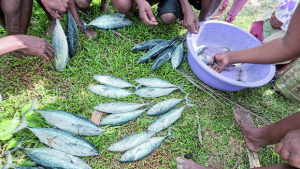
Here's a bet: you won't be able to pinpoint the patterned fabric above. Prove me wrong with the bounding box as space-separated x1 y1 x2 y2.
275 0 300 31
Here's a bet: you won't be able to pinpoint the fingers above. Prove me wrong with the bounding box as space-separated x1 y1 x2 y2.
288 153 300 168
45 47 54 60
275 141 284 155
48 9 62 20
195 20 200 33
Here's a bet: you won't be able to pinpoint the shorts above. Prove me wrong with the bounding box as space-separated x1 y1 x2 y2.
157 0 202 20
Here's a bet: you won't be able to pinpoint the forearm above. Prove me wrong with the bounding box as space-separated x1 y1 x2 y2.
0 36 24 56
179 0 193 14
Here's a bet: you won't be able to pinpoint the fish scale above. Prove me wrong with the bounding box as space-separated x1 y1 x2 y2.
171 41 184 69
131 39 166 51
66 9 78 58
93 75 134 88
94 101 150 114
89 85 133 98
100 109 147 125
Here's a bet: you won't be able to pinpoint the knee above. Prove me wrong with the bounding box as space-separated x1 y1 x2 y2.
111 0 133 14
75 0 92 9
160 13 176 25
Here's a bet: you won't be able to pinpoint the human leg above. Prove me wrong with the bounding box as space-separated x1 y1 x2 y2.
210 0 229 20
225 0 248 23
176 157 214 169
198 0 223 21
1 0 22 35
0 6 6 30
19 0 33 34
233 107 300 152
100 0 110 13
36 0 56 37
111 0 136 14
157 0 183 25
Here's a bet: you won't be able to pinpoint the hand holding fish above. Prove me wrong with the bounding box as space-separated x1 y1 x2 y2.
41 0 69 19
135 0 158 26
209 52 230 73
16 35 54 60
183 8 200 34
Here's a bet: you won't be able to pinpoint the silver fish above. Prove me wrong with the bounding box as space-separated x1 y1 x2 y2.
171 41 184 69
134 85 184 98
195 45 206 55
147 105 191 132
120 128 174 162
93 75 134 88
100 109 147 126
13 115 98 156
94 100 150 114
14 137 92 169
147 94 189 116
131 39 166 52
87 14 132 29
135 78 184 90
199 55 211 65
108 130 157 152
53 18 69 71
66 9 78 58
13 99 104 136
89 85 133 98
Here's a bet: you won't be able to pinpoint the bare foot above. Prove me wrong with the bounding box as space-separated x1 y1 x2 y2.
101 1 110 13
176 157 214 169
232 107 262 152
46 20 56 38
84 27 97 38
209 9 226 20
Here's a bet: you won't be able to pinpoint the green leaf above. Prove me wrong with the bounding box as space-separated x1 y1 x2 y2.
20 161 36 167
6 138 18 150
26 116 44 128
0 120 19 140
21 100 39 116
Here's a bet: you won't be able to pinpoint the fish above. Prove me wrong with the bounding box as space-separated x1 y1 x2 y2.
147 104 193 132
135 78 185 93
93 75 134 88
134 85 184 98
137 36 179 64
107 130 157 152
66 9 78 58
13 99 104 136
89 85 133 98
82 13 132 30
171 41 184 69
99 109 147 126
150 41 178 71
195 45 206 55
131 39 166 52
94 100 150 114
147 94 189 116
53 18 69 71
14 137 92 169
199 55 211 65
12 115 99 156
120 128 174 162
236 66 247 83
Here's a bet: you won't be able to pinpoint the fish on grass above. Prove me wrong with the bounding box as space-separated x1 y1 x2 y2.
94 100 150 114
93 75 134 88
134 85 184 98
13 99 104 136
150 41 179 71
89 85 133 98
66 9 78 58
135 78 185 91
171 41 184 69
12 115 98 156
131 39 166 52
53 18 69 71
147 94 189 116
137 36 179 64
147 104 193 132
120 128 175 162
81 13 132 31
108 130 157 152
13 137 92 169
100 109 147 125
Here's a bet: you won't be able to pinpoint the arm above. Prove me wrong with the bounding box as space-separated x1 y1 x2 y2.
179 0 200 34
41 0 69 19
134 0 158 26
0 35 54 60
210 4 300 72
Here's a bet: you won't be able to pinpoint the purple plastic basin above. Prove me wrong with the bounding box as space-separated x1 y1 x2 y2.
187 21 275 91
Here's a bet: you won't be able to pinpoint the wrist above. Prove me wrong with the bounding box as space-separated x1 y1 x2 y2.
134 0 146 6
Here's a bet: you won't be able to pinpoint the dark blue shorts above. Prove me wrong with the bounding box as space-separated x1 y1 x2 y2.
157 0 201 20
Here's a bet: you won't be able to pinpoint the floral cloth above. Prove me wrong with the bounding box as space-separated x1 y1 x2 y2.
275 0 300 31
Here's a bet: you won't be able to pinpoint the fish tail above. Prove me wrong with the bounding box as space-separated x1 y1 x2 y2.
184 93 195 107
1 149 14 169
80 18 87 34
12 99 36 134
177 83 185 93
147 98 152 108
135 84 142 90
14 136 24 151
167 128 176 139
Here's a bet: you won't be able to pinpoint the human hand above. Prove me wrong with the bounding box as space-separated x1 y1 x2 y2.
183 10 200 34
275 130 300 168
209 52 230 73
41 0 69 19
16 35 54 60
135 0 158 26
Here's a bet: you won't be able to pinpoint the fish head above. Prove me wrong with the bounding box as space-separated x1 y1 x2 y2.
83 147 99 156
123 19 133 26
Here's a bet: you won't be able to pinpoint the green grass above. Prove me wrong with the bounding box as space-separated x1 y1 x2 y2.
0 0 299 168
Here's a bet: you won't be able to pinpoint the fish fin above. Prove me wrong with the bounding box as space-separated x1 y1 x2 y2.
184 93 194 106
177 83 185 93
65 154 75 164
135 84 142 90
11 98 35 133
147 98 152 108
1 149 14 169
13 136 24 151
80 18 87 34
167 128 176 139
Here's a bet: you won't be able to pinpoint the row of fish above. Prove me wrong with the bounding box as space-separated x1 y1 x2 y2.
2 99 103 168
88 75 185 98
53 9 78 72
81 13 132 32
132 37 185 70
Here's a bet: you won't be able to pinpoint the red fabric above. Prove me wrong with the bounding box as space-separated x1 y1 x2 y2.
249 21 264 42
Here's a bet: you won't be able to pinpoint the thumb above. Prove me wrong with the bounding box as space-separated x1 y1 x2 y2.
49 10 62 19
146 8 156 21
